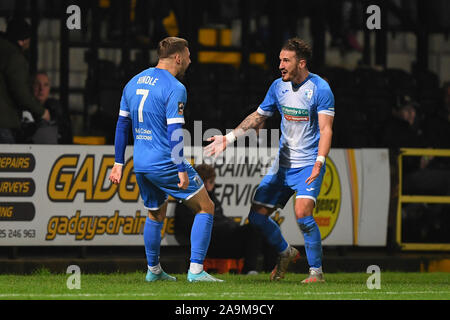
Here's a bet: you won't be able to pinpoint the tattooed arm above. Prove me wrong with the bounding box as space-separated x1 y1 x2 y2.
233 111 268 137
204 111 269 157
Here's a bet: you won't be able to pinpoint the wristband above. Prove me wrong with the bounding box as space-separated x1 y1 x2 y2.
316 156 325 165
225 131 236 144
114 162 124 166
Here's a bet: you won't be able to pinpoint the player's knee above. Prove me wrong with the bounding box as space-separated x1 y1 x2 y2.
248 210 265 226
250 204 274 216
294 198 315 219
295 210 311 219
296 209 315 220
249 205 274 227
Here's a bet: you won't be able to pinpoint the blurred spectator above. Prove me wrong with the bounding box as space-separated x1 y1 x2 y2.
384 95 450 196
0 17 50 143
382 95 427 150
382 95 425 193
174 164 277 274
29 71 73 144
399 83 450 243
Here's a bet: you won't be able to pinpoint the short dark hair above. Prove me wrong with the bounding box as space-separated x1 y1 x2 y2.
6 18 31 41
281 38 312 64
157 37 189 59
195 163 216 181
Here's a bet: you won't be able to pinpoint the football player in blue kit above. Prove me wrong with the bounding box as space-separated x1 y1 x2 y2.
109 37 223 283
205 38 335 283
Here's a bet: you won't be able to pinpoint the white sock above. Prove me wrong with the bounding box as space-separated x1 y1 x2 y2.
148 263 162 274
310 266 323 274
189 262 203 274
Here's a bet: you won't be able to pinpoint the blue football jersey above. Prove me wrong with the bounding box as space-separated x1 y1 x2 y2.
257 73 335 168
119 67 187 172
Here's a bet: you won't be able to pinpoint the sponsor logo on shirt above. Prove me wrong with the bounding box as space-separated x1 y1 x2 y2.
178 102 185 115
281 105 309 121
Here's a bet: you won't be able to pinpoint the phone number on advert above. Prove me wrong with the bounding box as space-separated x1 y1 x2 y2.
0 229 36 238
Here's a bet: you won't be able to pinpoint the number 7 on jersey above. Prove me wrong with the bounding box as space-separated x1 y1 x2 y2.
136 89 149 122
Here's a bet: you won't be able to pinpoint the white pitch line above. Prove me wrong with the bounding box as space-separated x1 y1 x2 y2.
0 292 209 298
0 291 448 298
221 291 450 296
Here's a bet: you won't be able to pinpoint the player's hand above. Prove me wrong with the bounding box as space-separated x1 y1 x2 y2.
109 164 123 185
305 161 323 185
178 171 189 189
204 135 227 157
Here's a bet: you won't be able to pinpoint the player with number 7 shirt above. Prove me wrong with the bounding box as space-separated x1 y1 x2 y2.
109 37 223 283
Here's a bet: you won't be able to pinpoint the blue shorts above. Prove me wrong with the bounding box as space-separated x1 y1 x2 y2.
252 164 326 209
135 162 204 210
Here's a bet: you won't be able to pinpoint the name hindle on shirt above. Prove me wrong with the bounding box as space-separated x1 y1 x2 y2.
137 76 158 86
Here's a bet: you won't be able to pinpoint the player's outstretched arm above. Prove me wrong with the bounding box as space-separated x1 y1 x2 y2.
204 111 268 157
306 113 334 185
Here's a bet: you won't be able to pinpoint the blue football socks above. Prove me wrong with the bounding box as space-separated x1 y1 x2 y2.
190 213 213 264
297 215 322 268
248 210 288 253
143 217 163 267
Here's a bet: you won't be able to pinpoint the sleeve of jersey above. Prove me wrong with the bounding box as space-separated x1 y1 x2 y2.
167 123 186 172
166 85 187 172
166 85 186 125
316 87 335 116
257 81 278 117
115 91 131 165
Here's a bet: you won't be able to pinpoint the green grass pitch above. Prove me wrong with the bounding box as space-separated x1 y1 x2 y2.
0 270 449 300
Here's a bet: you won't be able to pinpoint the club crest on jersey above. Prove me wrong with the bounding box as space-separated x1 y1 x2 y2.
178 102 185 115
281 105 309 122
305 89 313 100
